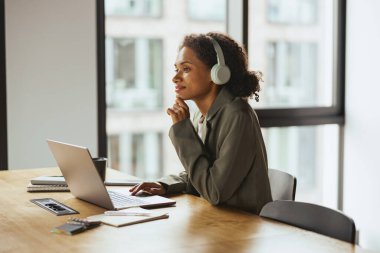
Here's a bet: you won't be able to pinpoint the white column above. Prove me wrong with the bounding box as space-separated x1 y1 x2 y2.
120 133 132 174
144 132 160 179
135 39 150 90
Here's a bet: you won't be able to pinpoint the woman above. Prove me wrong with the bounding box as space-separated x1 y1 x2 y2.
130 32 272 214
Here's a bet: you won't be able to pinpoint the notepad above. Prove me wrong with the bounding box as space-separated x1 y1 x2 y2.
104 209 152 216
27 183 70 192
87 208 169 227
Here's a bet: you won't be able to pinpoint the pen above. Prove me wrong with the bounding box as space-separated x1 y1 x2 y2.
104 210 152 216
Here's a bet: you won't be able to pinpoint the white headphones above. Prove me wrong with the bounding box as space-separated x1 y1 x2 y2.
208 36 231 85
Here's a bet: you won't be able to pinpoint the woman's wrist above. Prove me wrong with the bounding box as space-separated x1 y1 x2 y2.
158 182 168 194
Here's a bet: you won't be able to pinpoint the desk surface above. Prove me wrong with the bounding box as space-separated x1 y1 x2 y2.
0 168 374 253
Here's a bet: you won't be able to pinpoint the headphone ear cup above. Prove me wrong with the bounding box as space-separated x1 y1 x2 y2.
211 64 231 85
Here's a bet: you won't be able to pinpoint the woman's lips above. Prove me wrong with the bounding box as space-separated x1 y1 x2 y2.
175 85 185 92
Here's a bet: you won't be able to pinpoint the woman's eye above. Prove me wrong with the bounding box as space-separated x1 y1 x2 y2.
174 68 179 73
183 67 190 72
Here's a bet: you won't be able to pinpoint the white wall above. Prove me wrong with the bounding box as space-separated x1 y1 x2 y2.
344 0 380 250
6 0 98 169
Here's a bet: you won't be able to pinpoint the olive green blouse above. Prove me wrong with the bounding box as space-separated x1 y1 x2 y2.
159 88 272 214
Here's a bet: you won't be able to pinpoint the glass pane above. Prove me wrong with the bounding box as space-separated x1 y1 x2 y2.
267 0 318 24
262 124 339 208
106 38 163 110
187 0 226 21
108 132 163 179
249 0 334 108
106 0 162 17
105 0 227 178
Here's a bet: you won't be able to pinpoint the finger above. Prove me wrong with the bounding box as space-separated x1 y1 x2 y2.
167 108 175 114
129 182 141 191
129 184 137 192
130 183 148 195
175 98 189 110
173 105 189 121
167 108 180 124
175 106 186 117
133 182 161 194
175 106 189 119
166 108 172 116
175 100 190 119
173 104 182 112
167 108 178 118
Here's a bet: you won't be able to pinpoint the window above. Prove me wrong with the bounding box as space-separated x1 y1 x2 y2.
249 0 344 208
101 0 344 208
250 0 334 109
263 124 339 207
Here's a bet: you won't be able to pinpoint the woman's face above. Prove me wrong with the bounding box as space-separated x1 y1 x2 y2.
172 46 214 101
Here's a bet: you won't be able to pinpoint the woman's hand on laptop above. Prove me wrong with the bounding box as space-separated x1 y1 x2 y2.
129 182 166 196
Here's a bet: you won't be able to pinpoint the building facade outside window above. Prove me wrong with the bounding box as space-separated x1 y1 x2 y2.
105 0 226 180
249 0 339 207
106 38 163 110
266 42 318 107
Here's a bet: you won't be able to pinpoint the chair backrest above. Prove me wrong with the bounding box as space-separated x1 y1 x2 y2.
268 169 297 200
260 200 356 244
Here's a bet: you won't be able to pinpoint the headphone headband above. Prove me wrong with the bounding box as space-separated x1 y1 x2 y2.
207 35 231 85
209 37 226 66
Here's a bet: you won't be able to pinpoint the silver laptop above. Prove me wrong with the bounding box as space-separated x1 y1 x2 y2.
47 139 176 210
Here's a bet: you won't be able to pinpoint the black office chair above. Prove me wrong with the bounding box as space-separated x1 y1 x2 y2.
260 200 356 244
268 169 297 200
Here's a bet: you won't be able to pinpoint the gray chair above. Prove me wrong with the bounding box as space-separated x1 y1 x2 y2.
260 200 356 244
268 169 297 200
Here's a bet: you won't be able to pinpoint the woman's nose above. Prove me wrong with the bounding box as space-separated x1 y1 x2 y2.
172 72 181 83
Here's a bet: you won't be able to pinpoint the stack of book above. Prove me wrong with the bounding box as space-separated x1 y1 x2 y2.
27 176 69 192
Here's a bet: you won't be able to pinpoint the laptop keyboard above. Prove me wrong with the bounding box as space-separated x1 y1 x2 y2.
108 190 149 208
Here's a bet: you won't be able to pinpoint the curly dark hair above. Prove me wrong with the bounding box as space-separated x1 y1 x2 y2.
179 32 262 101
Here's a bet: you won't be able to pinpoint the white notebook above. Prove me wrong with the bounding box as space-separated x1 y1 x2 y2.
87 208 169 227
30 176 67 185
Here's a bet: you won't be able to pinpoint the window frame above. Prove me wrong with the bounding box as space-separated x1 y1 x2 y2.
0 0 8 170
97 0 107 158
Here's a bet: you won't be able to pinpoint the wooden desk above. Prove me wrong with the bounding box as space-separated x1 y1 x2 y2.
0 168 373 253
